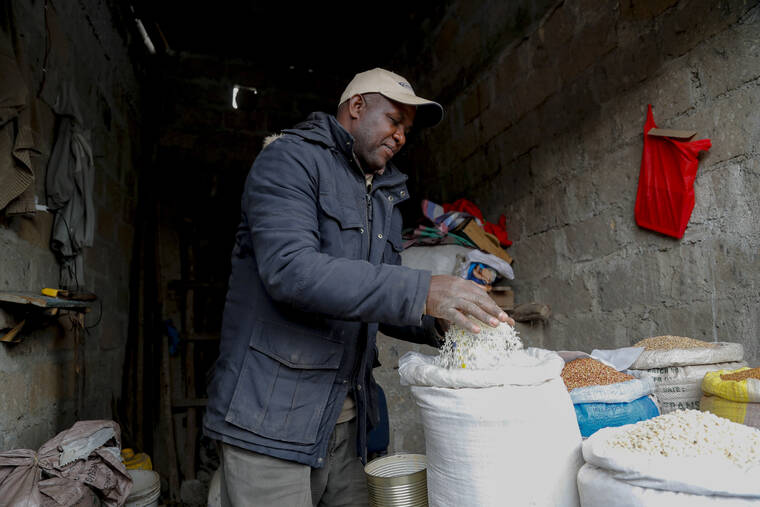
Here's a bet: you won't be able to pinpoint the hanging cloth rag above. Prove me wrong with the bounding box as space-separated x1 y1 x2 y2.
44 80 95 287
37 1 95 287
0 30 35 212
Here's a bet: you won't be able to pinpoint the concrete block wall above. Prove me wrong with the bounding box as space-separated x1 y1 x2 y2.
402 0 759 358
0 0 142 451
378 0 760 453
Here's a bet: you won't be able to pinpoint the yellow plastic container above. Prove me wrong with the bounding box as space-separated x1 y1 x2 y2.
121 448 153 470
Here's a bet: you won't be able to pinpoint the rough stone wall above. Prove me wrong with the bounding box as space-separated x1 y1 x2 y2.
378 0 760 454
0 0 142 450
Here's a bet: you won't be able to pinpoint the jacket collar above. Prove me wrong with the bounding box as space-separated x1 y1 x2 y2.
285 112 408 189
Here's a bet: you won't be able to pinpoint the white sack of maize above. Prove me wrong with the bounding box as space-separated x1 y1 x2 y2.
630 362 747 414
578 410 760 505
578 463 760 507
630 342 744 370
399 347 582 507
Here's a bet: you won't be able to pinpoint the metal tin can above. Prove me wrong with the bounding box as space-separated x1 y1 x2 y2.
364 453 428 507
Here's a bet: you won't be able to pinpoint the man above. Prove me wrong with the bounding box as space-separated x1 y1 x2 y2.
204 68 512 506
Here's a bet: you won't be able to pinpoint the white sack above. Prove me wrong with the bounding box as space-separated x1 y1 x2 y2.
578 464 759 507
581 425 760 499
399 348 563 388
630 362 747 414
569 378 655 404
556 349 653 403
630 342 744 370
400 348 582 507
400 244 474 275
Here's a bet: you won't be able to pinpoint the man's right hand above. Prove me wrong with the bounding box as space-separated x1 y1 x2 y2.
425 275 514 333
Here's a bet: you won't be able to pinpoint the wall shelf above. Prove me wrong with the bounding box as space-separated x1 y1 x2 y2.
0 291 93 343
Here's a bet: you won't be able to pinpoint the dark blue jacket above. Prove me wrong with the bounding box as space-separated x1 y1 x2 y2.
204 112 440 467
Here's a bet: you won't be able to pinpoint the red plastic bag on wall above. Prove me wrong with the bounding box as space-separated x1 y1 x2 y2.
634 104 711 238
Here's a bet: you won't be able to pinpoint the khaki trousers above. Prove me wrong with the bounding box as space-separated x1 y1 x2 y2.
218 419 369 507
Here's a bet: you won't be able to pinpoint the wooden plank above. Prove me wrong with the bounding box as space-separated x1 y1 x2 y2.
167 280 226 291
181 332 219 342
183 241 198 480
156 203 180 502
508 302 552 323
172 397 208 408
0 291 91 310
0 320 26 343
489 288 514 311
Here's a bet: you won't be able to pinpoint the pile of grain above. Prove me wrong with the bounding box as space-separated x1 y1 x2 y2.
608 410 760 468
561 357 634 391
634 335 716 351
436 320 522 370
721 367 760 382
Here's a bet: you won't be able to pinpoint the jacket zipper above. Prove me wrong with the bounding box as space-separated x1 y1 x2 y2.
365 182 373 261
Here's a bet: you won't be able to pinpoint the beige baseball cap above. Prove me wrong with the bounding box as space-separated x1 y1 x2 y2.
339 68 444 128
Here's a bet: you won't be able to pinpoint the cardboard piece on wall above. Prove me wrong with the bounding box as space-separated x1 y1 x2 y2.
647 128 697 140
461 220 513 264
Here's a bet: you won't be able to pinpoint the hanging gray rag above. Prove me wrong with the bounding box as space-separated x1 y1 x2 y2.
44 80 95 286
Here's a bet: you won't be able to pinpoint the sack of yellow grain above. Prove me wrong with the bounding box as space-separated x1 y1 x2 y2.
700 394 760 429
702 367 760 403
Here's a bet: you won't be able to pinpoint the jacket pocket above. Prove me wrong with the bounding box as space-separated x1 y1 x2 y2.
318 192 363 230
318 192 364 259
382 233 404 265
224 320 343 445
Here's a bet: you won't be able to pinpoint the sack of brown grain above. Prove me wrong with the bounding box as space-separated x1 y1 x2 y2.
562 357 654 404
561 356 659 438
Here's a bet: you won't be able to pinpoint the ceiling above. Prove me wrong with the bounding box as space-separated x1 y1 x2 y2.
134 1 446 74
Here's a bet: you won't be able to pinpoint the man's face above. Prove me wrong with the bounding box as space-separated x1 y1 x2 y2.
351 94 416 173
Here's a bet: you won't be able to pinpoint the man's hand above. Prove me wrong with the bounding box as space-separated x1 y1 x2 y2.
425 275 515 333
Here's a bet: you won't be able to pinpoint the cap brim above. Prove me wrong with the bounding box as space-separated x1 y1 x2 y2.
380 91 444 128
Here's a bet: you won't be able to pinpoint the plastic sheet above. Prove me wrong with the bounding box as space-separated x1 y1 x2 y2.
634 104 711 238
